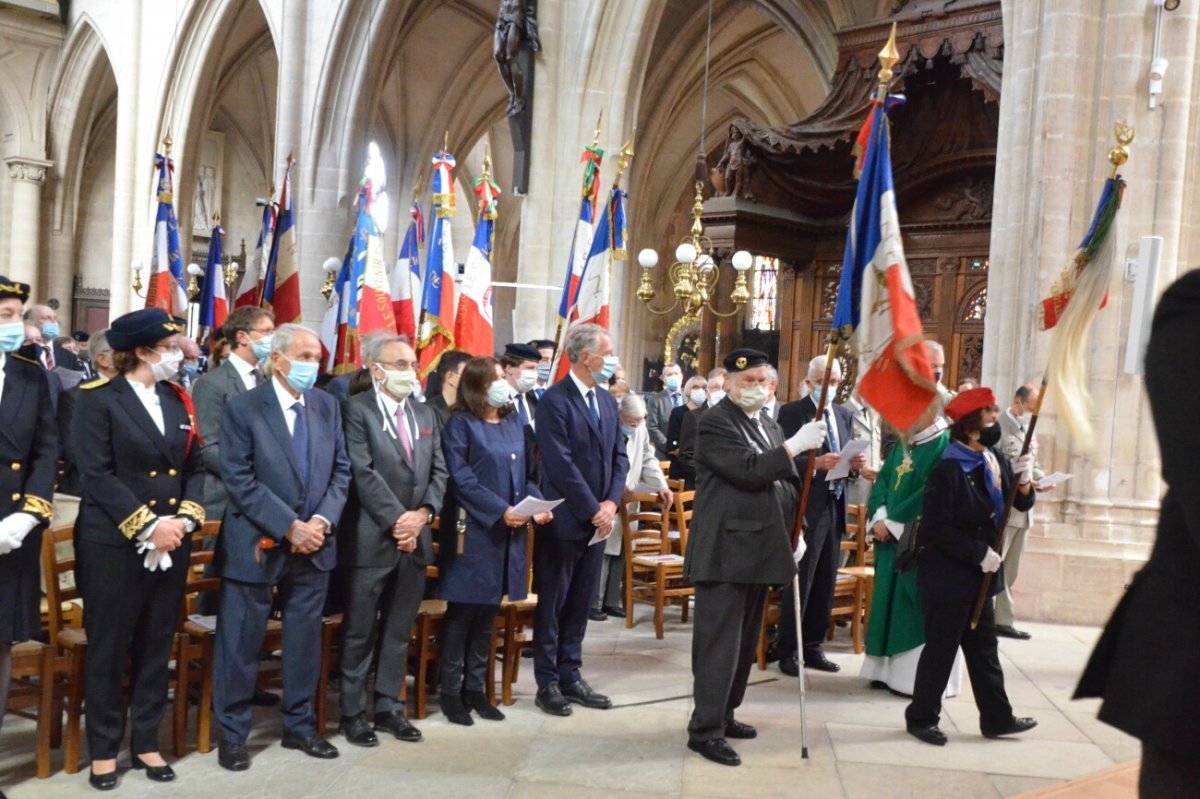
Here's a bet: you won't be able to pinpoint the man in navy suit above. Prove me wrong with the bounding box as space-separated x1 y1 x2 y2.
532 323 629 716
212 324 351 771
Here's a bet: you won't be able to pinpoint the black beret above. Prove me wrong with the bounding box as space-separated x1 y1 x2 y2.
108 308 186 351
0 276 30 303
504 342 541 362
527 339 555 351
723 348 770 373
72 331 90 343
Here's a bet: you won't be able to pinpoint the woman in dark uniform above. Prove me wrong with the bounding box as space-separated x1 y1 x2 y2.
437 356 551 725
0 276 58 756
71 308 205 790
904 387 1037 746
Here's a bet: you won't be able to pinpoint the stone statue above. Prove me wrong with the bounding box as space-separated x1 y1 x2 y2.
494 0 541 116
713 124 755 200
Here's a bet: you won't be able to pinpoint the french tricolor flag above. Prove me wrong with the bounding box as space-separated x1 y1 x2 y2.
145 153 188 316
391 201 424 342
198 222 228 332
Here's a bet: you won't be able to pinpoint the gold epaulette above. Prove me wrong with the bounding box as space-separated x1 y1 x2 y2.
10 353 38 367
81 377 110 390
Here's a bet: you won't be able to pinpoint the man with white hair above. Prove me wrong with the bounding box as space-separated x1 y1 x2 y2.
776 354 864 676
925 340 953 404
592 392 673 620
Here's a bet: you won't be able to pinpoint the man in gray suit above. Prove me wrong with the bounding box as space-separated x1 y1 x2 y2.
338 334 447 746
996 383 1044 640
213 324 351 771
193 306 275 522
646 361 684 459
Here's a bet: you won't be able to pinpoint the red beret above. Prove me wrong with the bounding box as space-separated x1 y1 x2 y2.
944 387 997 422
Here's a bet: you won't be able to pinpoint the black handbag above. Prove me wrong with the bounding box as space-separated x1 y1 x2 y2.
893 517 922 573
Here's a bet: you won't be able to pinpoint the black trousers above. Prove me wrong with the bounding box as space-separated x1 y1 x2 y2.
533 535 603 688
213 555 329 744
779 501 838 660
75 538 190 760
440 602 499 694
339 558 426 718
688 581 767 743
906 597 1012 732
1141 742 1200 798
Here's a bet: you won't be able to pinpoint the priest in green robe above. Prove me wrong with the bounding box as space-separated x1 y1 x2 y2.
859 416 964 696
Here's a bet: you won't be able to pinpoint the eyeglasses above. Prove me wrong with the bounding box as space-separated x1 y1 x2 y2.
154 344 183 355
377 360 416 370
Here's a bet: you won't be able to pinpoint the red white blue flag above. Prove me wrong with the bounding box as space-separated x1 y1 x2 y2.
391 201 424 342
454 165 499 356
146 153 188 316
236 200 274 308
832 96 939 435
417 149 457 380
198 222 228 332
262 155 300 323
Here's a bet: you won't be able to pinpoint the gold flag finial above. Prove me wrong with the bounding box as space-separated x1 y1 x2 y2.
1108 119 1134 177
482 143 492 180
592 109 603 148
443 131 449 153
876 23 900 100
162 133 173 154
614 136 635 186
413 173 425 200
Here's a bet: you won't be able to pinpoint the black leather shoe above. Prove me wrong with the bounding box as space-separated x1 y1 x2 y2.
251 687 280 706
994 625 1032 640
804 654 841 673
779 656 799 677
281 732 340 759
687 737 741 766
535 684 573 716
439 692 475 726
218 740 251 771
724 719 757 739
907 725 948 746
983 717 1038 739
374 711 422 742
464 690 506 721
339 715 379 747
561 679 612 709
88 767 119 791
587 608 608 622
602 605 626 619
131 754 175 782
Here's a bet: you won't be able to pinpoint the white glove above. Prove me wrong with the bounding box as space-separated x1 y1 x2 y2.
793 535 808 564
0 513 33 553
979 547 1001 573
0 528 14 555
1013 453 1035 485
786 420 827 456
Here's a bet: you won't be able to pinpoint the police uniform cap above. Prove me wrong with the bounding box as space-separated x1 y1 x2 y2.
0 276 31 303
107 308 186 351
723 348 770 373
504 343 541 362
527 339 555 351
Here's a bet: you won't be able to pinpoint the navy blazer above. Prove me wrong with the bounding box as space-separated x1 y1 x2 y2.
778 396 855 524
534 375 629 541
216 379 351 584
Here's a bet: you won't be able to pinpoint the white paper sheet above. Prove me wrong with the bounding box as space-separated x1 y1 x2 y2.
824 439 871 481
1037 472 1073 489
511 496 564 516
588 525 614 546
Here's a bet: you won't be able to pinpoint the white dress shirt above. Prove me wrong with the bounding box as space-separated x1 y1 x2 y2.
272 374 304 435
568 369 599 408
375 386 418 444
129 378 165 435
230 352 259 392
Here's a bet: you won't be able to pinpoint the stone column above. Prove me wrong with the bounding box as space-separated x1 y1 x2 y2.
4 157 52 294
985 1 1200 623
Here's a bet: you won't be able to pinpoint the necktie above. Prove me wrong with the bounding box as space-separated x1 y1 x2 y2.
43 345 55 370
252 368 266 387
671 391 682 408
396 403 413 462
291 401 309 485
534 387 545 401
825 408 843 499
516 396 530 427
586 389 599 424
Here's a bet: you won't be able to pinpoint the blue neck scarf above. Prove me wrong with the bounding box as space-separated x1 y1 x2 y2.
941 440 1005 527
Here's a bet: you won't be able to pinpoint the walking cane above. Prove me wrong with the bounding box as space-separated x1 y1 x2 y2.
791 570 809 759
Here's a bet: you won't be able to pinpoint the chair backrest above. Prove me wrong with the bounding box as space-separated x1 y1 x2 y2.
181 520 222 617
620 492 670 556
673 489 696 552
41 524 81 648
844 502 868 566
658 460 671 475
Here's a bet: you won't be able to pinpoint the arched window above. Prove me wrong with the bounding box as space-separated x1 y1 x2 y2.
749 256 779 331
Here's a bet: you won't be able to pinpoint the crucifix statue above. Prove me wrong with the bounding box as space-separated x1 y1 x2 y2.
494 0 541 116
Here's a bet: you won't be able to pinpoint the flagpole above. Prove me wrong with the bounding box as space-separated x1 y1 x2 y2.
552 113 605 353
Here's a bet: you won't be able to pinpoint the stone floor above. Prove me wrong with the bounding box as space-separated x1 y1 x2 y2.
0 610 1138 798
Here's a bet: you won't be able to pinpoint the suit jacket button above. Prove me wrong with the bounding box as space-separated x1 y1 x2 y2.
10 492 18 501
10 462 19 471
511 453 517 460
148 500 157 507
149 470 158 478
168 498 177 506
168 468 178 477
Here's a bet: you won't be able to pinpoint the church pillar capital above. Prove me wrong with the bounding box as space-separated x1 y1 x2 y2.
5 156 52 185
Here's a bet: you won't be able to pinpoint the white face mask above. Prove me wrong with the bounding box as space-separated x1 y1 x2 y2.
734 385 769 412
689 388 708 406
378 367 419 401
150 349 183 383
487 379 517 408
516 368 538 394
708 389 726 405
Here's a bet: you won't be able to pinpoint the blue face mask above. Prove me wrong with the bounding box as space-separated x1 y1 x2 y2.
664 374 682 391
0 322 24 353
182 362 200 378
811 386 825 407
590 354 620 385
251 335 273 363
620 424 637 439
282 356 318 393
933 369 943 384
537 363 552 384
41 322 60 340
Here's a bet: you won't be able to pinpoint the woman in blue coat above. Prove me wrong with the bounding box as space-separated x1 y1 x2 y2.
438 356 551 725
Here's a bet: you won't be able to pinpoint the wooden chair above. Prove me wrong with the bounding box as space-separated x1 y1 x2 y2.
829 503 873 653
7 641 68 778
489 524 537 706
40 524 86 773
406 599 447 719
666 488 695 557
622 493 693 639
756 589 782 670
